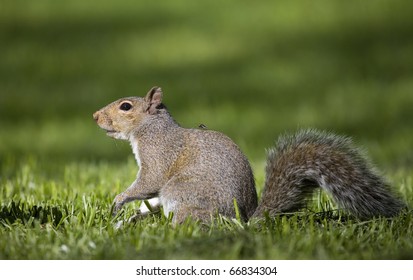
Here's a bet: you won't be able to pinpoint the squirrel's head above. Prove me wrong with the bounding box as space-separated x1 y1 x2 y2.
93 86 164 140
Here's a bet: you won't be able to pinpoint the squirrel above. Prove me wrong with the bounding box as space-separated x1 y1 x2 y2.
93 86 405 224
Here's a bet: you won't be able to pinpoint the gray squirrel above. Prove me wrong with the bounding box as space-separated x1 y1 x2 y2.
93 86 405 223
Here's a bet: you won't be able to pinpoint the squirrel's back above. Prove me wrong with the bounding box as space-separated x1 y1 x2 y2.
253 129 405 219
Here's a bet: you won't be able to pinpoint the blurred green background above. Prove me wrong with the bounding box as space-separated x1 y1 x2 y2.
1 0 413 168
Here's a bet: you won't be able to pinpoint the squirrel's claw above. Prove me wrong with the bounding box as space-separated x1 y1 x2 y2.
112 194 126 216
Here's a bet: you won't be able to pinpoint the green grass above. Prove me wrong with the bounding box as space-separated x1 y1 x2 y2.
1 158 412 259
1 0 413 259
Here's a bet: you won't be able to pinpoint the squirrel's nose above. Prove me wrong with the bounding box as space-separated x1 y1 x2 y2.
93 112 99 122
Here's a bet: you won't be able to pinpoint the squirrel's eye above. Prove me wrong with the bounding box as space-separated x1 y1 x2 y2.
120 102 132 111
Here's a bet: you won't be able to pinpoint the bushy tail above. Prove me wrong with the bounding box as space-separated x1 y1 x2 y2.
252 129 405 219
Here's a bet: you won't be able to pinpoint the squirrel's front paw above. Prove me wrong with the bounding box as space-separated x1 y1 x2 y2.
112 194 125 216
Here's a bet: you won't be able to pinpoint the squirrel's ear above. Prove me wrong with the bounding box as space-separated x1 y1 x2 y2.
144 86 163 114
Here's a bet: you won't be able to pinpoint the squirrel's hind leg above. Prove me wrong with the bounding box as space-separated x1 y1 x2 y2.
172 206 213 224
160 179 217 224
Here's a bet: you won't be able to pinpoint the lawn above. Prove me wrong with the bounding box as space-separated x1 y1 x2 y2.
1 0 413 259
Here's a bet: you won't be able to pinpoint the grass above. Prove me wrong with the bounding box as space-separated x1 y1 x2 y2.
1 0 413 259
1 158 412 259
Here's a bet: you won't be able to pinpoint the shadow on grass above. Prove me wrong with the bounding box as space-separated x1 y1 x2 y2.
0 201 63 227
